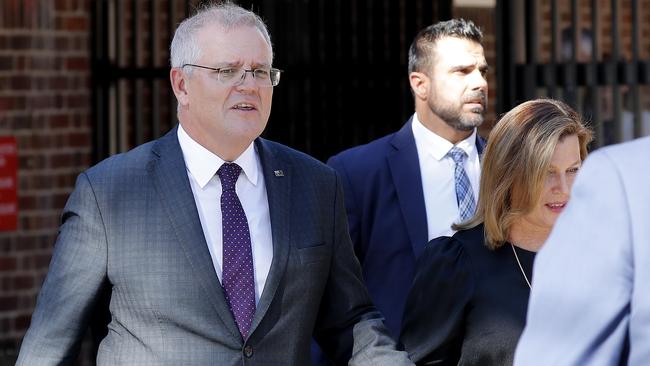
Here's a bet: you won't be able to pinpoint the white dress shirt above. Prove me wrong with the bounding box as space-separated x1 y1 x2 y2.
412 113 481 240
177 125 273 304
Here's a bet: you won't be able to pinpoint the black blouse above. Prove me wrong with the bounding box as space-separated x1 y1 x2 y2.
400 224 535 366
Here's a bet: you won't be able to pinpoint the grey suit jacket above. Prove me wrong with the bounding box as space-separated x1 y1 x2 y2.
17 127 411 366
514 136 650 365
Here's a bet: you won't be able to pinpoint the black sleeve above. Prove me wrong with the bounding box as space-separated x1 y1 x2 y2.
399 235 474 365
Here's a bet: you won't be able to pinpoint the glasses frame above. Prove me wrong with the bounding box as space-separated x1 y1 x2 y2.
182 63 282 87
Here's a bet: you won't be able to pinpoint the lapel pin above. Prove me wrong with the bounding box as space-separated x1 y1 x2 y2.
274 170 284 177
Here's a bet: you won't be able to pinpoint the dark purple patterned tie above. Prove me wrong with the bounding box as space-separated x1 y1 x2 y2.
217 162 255 339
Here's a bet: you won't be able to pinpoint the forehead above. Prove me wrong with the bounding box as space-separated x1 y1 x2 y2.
196 24 272 64
550 134 581 165
432 36 486 68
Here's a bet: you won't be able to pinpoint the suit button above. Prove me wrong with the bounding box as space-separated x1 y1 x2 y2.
243 345 253 358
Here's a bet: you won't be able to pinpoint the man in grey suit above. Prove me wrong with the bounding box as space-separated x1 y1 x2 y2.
514 135 650 365
16 3 412 365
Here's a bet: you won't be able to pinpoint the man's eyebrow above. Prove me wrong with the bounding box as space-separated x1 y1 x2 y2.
213 61 242 68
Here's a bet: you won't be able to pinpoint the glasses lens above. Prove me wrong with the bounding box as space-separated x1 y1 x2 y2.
217 67 280 87
218 68 243 84
270 69 281 86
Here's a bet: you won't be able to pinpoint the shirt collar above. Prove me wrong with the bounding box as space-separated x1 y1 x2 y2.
177 124 259 189
412 113 477 161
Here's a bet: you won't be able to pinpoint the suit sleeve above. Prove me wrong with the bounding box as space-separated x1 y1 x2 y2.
400 236 473 365
17 173 109 366
313 172 413 366
326 155 364 262
514 150 633 365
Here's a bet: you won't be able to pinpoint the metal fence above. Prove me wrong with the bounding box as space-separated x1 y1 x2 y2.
91 0 451 163
497 0 650 147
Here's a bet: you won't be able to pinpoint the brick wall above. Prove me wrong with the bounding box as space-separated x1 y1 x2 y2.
0 0 91 363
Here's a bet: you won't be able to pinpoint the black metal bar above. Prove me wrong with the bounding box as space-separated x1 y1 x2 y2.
169 0 177 128
91 0 110 163
631 0 641 138
496 0 515 113
547 0 558 98
151 0 160 139
132 0 143 145
525 0 537 64
115 0 123 152
591 0 603 147
611 0 622 143
523 0 537 100
438 0 452 21
562 0 578 108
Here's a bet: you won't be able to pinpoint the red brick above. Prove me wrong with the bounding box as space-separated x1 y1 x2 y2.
15 237 37 252
17 294 36 309
29 55 61 71
19 255 34 270
27 95 57 109
14 313 31 331
19 154 47 170
0 277 10 291
0 257 17 272
54 0 70 11
66 94 89 109
0 56 13 70
49 114 71 128
63 16 88 31
0 296 17 311
9 35 31 50
34 253 52 268
54 36 69 51
49 75 69 89
65 56 88 71
0 317 9 334
10 75 31 90
12 275 34 290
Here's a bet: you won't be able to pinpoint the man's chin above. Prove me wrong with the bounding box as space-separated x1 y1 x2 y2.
452 117 483 131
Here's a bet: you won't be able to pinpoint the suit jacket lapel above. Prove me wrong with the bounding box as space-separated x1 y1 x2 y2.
387 118 428 259
248 138 291 335
149 127 241 342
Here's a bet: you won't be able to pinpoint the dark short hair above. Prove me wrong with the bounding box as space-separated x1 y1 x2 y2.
408 18 483 74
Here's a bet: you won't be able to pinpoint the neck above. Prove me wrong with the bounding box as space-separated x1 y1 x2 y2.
508 222 549 252
179 120 249 162
415 107 473 145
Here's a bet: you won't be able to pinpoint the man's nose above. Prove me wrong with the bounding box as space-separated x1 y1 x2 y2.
235 70 258 89
471 70 488 91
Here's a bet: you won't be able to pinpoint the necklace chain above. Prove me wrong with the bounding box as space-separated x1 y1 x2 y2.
510 243 531 289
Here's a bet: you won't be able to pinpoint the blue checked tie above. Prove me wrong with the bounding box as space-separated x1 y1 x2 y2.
217 163 256 339
447 147 476 221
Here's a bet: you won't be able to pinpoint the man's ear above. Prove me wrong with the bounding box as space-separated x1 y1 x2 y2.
170 68 190 107
409 72 429 100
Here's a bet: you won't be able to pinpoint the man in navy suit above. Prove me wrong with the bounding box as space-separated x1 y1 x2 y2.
17 3 412 365
327 19 488 342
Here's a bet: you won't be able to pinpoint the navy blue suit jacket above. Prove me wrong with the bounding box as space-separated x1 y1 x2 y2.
327 117 485 338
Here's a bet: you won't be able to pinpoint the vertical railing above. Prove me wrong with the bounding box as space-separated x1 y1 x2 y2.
92 0 450 163
497 0 648 147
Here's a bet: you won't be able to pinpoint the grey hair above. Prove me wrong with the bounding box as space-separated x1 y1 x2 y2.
170 1 273 73
408 18 483 74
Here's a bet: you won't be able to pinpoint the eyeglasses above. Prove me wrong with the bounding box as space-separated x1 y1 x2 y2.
182 64 282 87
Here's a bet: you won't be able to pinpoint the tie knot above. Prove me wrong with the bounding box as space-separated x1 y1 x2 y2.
217 163 242 191
447 147 467 165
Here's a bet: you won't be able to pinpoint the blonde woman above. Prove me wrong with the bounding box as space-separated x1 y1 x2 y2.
400 99 592 366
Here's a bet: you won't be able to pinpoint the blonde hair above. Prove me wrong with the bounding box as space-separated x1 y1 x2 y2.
455 99 592 249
